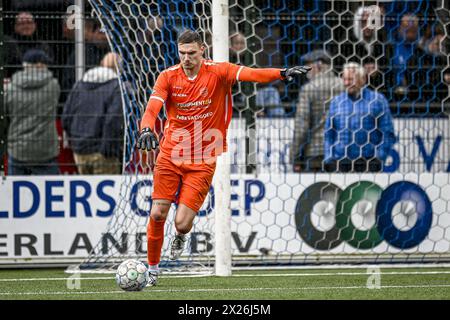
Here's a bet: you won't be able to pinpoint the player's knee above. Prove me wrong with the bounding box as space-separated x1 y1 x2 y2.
150 204 170 221
175 220 192 235
150 211 165 221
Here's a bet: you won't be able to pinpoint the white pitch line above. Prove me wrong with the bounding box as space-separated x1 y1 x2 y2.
0 276 112 282
0 274 211 282
1 284 450 296
1 270 450 282
233 271 450 277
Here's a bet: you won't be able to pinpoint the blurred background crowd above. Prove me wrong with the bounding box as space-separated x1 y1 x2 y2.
1 0 449 174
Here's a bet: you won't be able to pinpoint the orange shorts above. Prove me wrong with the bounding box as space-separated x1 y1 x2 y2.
152 153 216 212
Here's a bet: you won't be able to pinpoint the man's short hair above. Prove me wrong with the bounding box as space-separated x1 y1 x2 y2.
177 29 203 46
343 62 366 78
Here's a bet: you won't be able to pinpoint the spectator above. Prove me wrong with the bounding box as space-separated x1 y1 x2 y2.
62 18 110 96
255 82 285 117
136 16 179 74
328 5 393 95
57 12 76 91
6 12 52 76
291 50 345 172
62 52 124 174
418 24 448 56
425 33 447 56
229 32 251 113
5 49 61 175
425 33 450 86
62 12 76 42
406 31 450 103
133 15 179 102
324 62 396 173
11 12 52 58
390 13 423 99
229 32 246 64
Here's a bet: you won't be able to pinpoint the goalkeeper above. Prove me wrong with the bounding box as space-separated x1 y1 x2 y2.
137 29 310 285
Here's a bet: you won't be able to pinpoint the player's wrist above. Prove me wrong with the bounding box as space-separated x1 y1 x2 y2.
140 127 153 134
280 68 287 79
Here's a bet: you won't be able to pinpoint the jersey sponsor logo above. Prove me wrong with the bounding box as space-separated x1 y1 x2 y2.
176 98 212 110
176 112 213 121
173 93 188 97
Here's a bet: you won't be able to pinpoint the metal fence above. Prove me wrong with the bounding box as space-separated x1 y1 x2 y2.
2 1 115 175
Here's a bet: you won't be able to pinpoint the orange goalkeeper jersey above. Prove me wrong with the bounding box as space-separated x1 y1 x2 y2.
141 60 283 161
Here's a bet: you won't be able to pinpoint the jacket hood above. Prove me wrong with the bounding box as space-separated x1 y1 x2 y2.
353 7 379 44
12 68 54 89
82 66 118 83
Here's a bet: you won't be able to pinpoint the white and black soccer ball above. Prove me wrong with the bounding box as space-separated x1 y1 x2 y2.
115 259 148 291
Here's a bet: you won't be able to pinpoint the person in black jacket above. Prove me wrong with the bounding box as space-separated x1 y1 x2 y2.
406 32 450 105
5 12 53 77
62 52 124 174
61 18 110 102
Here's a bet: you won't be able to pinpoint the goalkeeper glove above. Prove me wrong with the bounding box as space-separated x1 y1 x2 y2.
136 127 159 151
280 66 312 81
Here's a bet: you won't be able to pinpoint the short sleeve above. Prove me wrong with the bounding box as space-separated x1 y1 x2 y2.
220 62 243 85
151 71 170 102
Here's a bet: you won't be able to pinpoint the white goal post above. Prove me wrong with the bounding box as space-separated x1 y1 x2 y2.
212 0 232 277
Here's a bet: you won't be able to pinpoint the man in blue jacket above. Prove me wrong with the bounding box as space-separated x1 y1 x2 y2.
324 62 396 172
62 52 124 174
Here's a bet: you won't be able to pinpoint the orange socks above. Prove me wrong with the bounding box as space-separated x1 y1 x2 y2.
147 217 166 266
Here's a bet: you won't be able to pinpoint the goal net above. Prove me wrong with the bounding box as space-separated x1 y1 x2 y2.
76 0 450 273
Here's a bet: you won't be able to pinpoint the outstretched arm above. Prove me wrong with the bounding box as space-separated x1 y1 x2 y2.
237 67 283 83
237 65 311 83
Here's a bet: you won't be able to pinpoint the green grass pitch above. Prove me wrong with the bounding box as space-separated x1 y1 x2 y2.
0 267 449 300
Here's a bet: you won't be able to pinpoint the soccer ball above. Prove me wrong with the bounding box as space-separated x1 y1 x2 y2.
115 259 148 291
